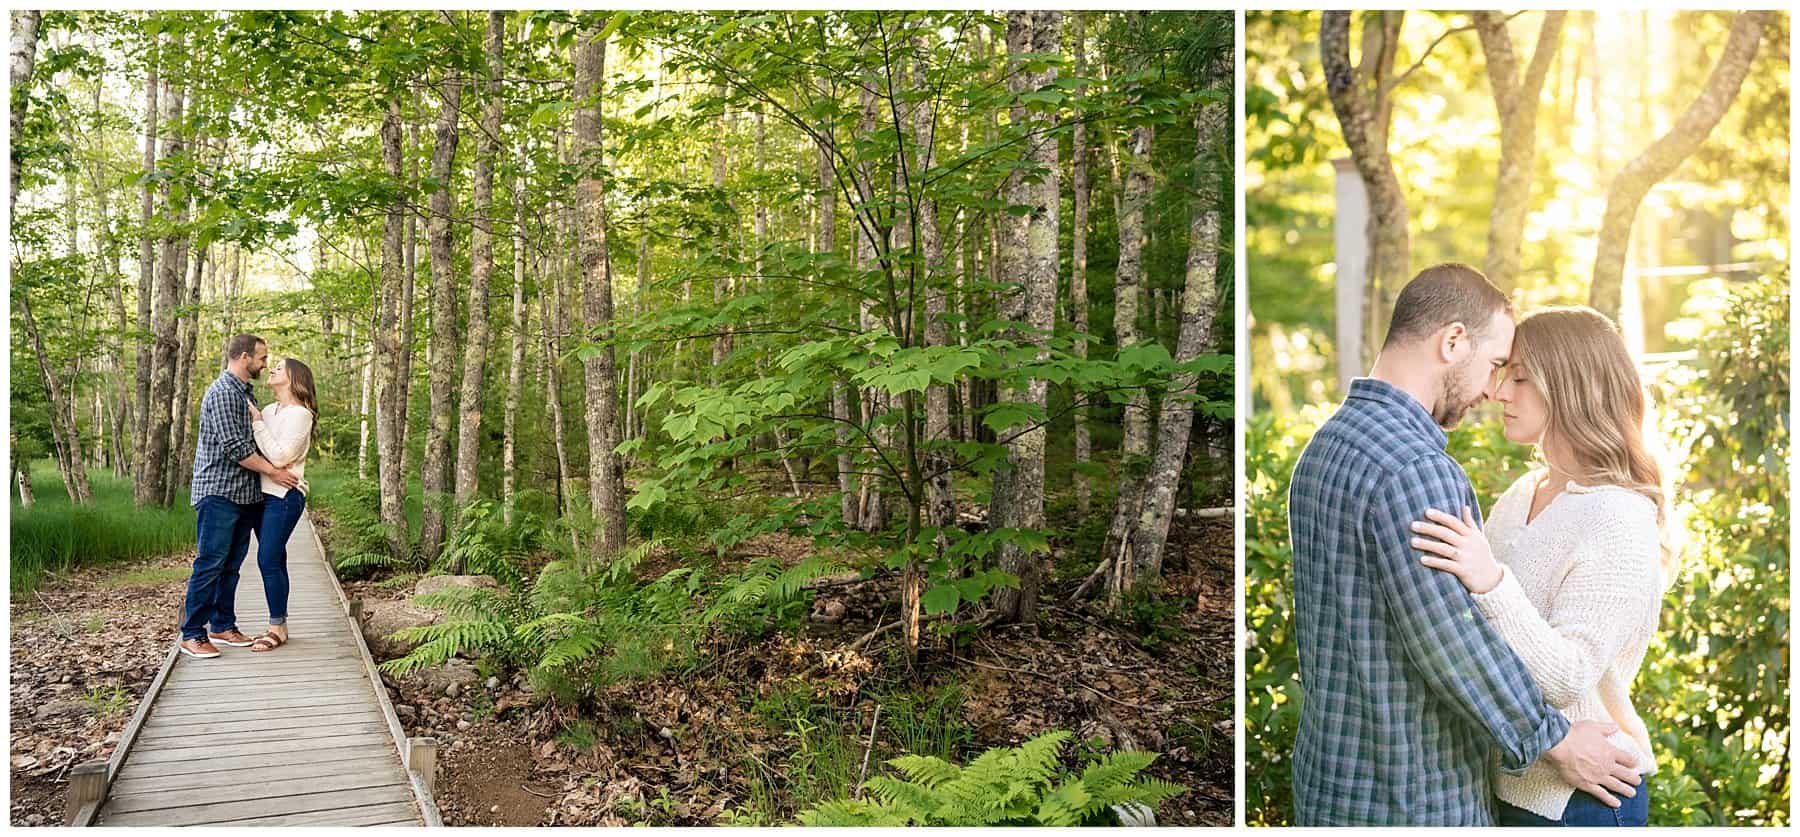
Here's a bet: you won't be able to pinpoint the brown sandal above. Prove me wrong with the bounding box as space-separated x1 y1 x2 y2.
250 631 287 652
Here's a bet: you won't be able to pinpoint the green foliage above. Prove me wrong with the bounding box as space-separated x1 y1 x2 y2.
1244 277 1790 825
796 731 1186 826
10 462 196 597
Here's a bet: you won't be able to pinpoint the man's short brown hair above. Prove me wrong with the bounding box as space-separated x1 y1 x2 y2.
1380 263 1513 349
225 334 265 361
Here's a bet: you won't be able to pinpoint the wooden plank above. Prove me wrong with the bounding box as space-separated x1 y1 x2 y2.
132 721 391 749
110 744 398 781
108 757 400 797
106 770 415 815
198 800 421 827
124 732 391 765
141 708 383 737
141 691 379 719
100 783 413 826
154 670 377 691
166 661 370 683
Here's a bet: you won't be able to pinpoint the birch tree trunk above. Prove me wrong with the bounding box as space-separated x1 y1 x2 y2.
19 293 92 503
1321 11 1408 369
133 39 159 494
168 243 206 500
14 433 35 507
1069 13 1093 519
574 23 628 556
1477 11 1564 294
375 93 411 563
137 70 185 508
991 10 1061 624
398 121 421 459
1127 77 1228 585
539 259 579 555
501 163 528 521
1099 119 1155 583
9 10 41 210
853 82 887 533
357 317 374 481
420 69 463 565
1589 11 1767 318
820 141 860 526
453 11 504 520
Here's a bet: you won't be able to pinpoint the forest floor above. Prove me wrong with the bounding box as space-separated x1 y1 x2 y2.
6 509 1233 827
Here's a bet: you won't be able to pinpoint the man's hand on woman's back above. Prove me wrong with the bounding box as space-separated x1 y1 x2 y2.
1542 720 1643 807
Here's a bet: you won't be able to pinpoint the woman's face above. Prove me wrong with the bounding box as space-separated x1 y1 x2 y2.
268 359 287 388
1494 361 1550 445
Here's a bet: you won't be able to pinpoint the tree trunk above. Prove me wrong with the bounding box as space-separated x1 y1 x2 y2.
1477 11 1565 293
9 10 41 210
133 37 159 494
357 314 374 481
501 162 528 522
819 140 860 527
420 69 463 565
1589 11 1768 318
1099 118 1155 581
1069 13 1094 519
137 71 185 508
915 44 956 540
398 122 421 461
168 243 206 501
1127 79 1228 586
14 433 35 507
453 11 504 521
1321 11 1409 369
374 93 412 564
854 82 887 533
573 23 627 557
19 292 93 503
991 11 1061 624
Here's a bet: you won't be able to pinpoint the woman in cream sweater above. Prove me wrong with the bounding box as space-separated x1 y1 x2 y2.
1407 307 1667 827
245 358 318 652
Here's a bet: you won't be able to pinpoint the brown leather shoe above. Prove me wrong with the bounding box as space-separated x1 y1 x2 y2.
208 629 253 647
180 638 221 659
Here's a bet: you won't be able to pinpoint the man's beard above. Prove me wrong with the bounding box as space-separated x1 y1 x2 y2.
1432 359 1482 430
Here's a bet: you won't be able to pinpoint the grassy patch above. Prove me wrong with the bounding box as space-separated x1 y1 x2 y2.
99 566 191 589
11 461 195 597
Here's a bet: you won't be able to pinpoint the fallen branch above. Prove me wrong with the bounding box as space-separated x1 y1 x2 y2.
1174 506 1233 520
854 703 882 798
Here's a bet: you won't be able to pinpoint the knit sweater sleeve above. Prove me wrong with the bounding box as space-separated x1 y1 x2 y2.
253 405 312 469
1471 492 1662 709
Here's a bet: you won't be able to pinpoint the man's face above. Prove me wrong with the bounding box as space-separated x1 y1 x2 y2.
247 343 269 379
1432 310 1514 430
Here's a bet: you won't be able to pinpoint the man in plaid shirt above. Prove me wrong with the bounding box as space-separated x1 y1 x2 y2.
1288 264 1641 825
179 334 301 660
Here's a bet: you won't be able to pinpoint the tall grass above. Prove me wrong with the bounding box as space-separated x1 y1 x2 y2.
10 460 196 597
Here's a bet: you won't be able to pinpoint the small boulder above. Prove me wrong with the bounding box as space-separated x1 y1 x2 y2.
412 659 481 697
35 699 89 721
361 599 441 659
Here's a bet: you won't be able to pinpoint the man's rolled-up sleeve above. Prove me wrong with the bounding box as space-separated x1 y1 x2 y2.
1364 453 1569 774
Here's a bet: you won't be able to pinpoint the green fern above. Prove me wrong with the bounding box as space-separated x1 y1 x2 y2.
796 731 1187 827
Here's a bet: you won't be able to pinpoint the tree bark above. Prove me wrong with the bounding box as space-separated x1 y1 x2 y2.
19 292 93 503
1477 11 1565 293
137 70 185 508
168 243 206 501
9 10 42 211
358 314 373 481
1099 118 1155 581
539 256 579 555
420 68 463 565
398 122 420 460
1321 11 1408 369
501 160 528 522
1069 12 1093 519
853 82 887 533
991 10 1061 624
375 93 411 564
1589 11 1768 318
453 11 504 521
1127 76 1228 586
574 23 627 556
133 34 159 494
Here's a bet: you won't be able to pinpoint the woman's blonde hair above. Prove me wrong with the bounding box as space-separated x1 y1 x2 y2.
1512 307 1674 563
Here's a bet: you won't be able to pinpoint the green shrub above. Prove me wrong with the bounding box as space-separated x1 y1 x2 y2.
796 730 1186 826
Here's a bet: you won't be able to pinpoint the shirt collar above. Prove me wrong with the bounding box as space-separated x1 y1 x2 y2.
1345 376 1448 450
219 368 253 395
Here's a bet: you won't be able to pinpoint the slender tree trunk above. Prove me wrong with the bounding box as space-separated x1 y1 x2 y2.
915 45 955 539
168 243 206 500
14 433 35 507
854 82 887 533
133 38 159 493
501 163 528 522
374 93 411 563
991 11 1062 624
820 141 859 526
9 10 42 210
573 23 627 557
1477 11 1565 293
358 317 374 480
1127 77 1228 586
1100 118 1156 582
1321 11 1408 369
1069 13 1093 519
420 69 463 565
539 256 580 555
398 122 421 461
20 293 93 503
453 11 504 523
1589 11 1767 318
138 70 185 508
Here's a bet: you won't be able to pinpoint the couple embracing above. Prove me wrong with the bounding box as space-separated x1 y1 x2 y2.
177 334 319 660
1290 264 1669 826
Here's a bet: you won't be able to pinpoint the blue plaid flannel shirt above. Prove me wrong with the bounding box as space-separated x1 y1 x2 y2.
1287 377 1569 825
189 370 263 507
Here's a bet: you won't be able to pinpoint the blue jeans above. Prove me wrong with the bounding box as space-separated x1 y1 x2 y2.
1497 786 1650 826
181 496 264 641
257 489 307 625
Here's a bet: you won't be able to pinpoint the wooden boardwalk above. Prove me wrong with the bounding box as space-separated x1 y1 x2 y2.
70 512 441 827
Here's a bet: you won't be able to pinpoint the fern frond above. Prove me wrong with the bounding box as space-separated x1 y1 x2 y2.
887 754 960 789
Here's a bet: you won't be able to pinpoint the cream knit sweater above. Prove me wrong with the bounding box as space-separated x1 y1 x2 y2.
1472 468 1662 820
